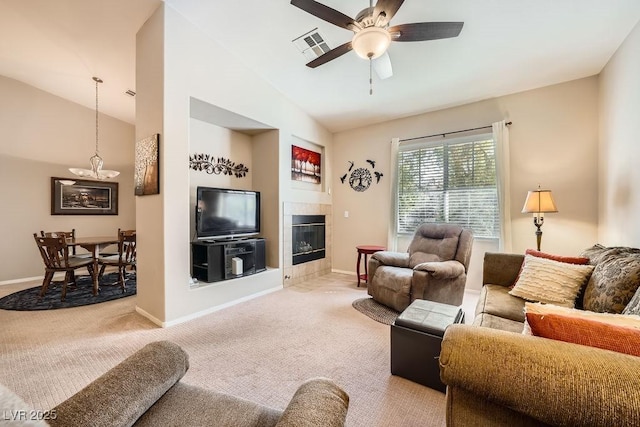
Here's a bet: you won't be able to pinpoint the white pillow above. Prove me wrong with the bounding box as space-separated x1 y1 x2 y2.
509 255 593 308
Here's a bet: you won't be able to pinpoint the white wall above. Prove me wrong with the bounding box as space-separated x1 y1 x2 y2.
332 77 600 290
0 76 135 282
599 20 640 246
135 4 332 325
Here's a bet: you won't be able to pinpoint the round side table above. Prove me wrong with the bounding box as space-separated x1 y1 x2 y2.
356 245 386 287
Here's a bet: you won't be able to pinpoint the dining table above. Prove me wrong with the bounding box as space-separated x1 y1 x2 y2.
67 236 119 295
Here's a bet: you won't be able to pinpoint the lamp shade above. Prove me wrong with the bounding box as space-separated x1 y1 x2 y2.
352 27 391 59
522 189 558 213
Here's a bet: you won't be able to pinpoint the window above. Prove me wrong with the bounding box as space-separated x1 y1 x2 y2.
397 134 499 238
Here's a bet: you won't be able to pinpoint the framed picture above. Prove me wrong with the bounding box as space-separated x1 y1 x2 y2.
291 145 321 184
51 177 118 215
135 133 160 196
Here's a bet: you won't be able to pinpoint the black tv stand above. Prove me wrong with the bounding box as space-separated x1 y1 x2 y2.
191 238 266 283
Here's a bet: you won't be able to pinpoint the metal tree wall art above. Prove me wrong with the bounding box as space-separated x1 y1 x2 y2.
189 153 249 178
339 159 383 192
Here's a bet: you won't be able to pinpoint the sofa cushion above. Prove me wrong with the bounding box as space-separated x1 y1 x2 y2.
134 382 282 427
368 266 413 312
581 251 640 313
524 303 640 357
408 223 461 261
472 312 524 333
408 252 441 269
475 284 526 323
509 255 593 308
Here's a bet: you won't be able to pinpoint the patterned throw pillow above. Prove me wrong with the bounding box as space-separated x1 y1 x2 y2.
580 244 610 265
509 255 594 308
623 286 640 315
524 302 640 357
581 252 640 313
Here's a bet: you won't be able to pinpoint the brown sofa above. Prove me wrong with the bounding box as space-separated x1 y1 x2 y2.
2 341 349 427
440 250 640 426
367 223 473 312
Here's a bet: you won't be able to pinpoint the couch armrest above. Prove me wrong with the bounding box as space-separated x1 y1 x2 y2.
49 341 189 427
413 260 465 279
371 251 409 268
275 378 349 427
482 252 524 288
440 325 640 426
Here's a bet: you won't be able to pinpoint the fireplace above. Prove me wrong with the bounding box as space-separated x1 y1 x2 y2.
292 215 325 265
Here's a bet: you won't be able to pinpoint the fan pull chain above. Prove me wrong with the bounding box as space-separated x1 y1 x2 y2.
369 57 373 95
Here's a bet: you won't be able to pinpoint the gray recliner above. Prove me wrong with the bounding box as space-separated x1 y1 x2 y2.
367 223 473 312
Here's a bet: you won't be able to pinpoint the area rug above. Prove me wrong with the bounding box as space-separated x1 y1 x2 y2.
0 272 136 311
352 297 400 325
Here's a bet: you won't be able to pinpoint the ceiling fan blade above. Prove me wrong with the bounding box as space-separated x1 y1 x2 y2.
290 0 357 31
373 52 393 80
389 22 464 42
373 0 405 25
306 42 353 68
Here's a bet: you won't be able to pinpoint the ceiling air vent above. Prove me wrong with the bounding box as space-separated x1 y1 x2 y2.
125 89 136 97
292 28 331 61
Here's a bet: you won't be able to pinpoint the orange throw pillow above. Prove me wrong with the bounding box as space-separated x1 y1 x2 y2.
526 312 640 357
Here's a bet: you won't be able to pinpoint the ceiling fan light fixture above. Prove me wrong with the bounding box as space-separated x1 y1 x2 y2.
352 26 391 60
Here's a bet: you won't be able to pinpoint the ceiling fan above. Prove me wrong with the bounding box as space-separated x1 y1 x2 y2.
291 0 464 87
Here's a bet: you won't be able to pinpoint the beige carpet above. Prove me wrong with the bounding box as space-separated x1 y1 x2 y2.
0 273 458 426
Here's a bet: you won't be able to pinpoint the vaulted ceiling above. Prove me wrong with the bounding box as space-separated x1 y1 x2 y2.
2 0 639 132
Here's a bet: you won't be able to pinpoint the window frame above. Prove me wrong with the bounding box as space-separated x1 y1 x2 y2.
395 132 499 239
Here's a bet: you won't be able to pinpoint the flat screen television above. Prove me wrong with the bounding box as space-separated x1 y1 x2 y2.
196 187 260 240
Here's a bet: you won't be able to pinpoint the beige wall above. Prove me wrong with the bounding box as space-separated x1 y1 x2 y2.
599 20 640 246
332 77 600 290
188 119 254 239
136 4 333 325
0 76 135 282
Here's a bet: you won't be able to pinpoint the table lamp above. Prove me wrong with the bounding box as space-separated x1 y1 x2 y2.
522 185 558 251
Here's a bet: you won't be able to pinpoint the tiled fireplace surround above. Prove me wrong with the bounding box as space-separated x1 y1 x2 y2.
283 202 332 286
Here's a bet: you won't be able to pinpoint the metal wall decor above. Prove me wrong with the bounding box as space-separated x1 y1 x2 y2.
339 159 383 192
189 153 249 178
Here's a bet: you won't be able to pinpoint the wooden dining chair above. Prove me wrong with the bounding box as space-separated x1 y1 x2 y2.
98 230 136 292
33 233 94 301
40 229 77 254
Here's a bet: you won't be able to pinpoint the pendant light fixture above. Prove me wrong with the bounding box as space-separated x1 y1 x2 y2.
69 77 120 180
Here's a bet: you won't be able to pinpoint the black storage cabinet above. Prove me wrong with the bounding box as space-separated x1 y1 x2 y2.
391 299 465 393
192 238 266 283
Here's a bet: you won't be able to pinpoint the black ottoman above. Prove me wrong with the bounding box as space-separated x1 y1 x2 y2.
391 299 465 392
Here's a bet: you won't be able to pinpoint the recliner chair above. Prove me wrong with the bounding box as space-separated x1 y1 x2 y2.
367 223 473 312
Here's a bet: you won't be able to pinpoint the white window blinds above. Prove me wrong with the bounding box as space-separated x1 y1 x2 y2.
397 135 499 238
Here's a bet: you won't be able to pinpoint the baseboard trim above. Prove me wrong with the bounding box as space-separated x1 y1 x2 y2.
136 285 283 328
0 276 43 286
331 269 355 276
135 306 164 327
